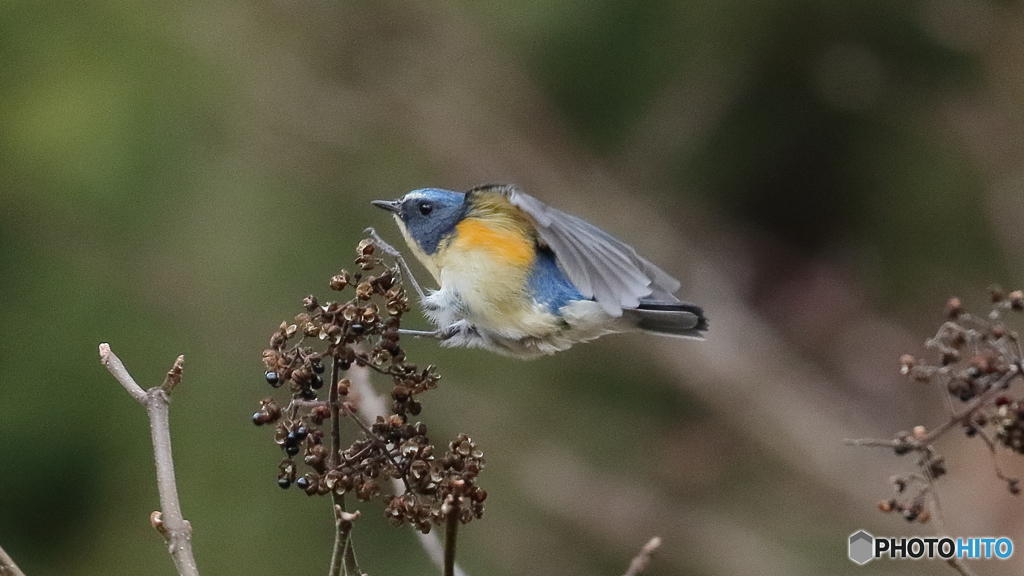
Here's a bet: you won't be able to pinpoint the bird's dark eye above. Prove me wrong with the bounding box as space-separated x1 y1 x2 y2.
418 201 433 216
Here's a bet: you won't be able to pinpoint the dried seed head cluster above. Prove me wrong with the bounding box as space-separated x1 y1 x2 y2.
994 397 1024 456
254 238 486 532
877 474 932 523
866 288 1024 522
899 291 1022 402
898 290 1024 458
874 444 946 524
382 433 487 533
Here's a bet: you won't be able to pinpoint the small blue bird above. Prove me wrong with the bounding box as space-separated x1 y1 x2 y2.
370 184 707 358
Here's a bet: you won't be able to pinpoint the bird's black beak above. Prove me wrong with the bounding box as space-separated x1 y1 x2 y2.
371 199 401 213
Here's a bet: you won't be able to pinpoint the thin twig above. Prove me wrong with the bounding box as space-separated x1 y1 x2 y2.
348 366 469 576
328 357 346 576
622 537 662 576
327 360 362 576
971 427 1020 489
845 365 1020 449
328 505 345 576
328 506 361 576
443 495 459 576
329 357 343 473
342 522 361 576
99 342 147 402
923 472 948 533
364 228 427 301
99 344 199 576
337 400 413 494
0 544 27 576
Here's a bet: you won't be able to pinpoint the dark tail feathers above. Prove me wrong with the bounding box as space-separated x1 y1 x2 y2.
622 301 709 339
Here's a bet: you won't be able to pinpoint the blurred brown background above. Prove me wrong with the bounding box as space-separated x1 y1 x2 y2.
2 0 1023 574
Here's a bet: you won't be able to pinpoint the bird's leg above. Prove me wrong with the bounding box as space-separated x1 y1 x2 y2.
397 328 446 339
366 228 469 342
364 227 427 301
397 322 466 341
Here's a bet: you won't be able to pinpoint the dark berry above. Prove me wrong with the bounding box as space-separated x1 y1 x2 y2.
278 478 291 489
311 374 324 389
339 359 351 370
285 444 300 456
252 412 266 426
350 323 365 335
295 477 309 490
312 362 325 374
295 426 309 441
265 371 281 387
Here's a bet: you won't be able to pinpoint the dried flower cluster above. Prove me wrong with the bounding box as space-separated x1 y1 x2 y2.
859 288 1024 524
382 432 486 532
253 238 486 535
877 473 933 523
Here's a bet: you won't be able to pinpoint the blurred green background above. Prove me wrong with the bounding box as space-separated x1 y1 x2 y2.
3 0 1024 575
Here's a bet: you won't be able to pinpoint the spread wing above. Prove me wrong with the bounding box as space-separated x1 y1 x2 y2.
507 188 680 316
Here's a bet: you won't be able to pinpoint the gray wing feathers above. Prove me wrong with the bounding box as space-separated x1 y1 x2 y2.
509 189 681 316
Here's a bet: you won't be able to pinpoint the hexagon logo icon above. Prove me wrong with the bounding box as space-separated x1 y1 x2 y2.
849 530 874 565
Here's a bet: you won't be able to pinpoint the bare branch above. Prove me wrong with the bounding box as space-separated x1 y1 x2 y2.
970 426 1021 492
162 355 185 392
327 506 361 576
325 358 363 576
622 537 662 576
442 495 459 576
845 364 1020 450
0 544 26 576
328 357 347 576
99 344 200 576
99 342 146 403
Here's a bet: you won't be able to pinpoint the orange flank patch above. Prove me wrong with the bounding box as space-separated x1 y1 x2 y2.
453 218 534 267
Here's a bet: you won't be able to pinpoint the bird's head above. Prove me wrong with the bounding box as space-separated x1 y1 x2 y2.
372 188 467 255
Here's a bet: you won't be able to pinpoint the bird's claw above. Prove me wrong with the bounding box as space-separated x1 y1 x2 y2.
364 227 404 258
363 227 427 300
